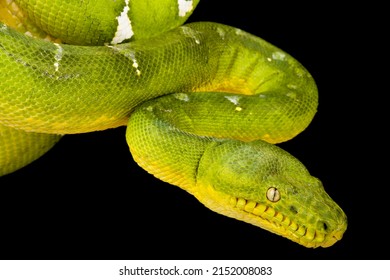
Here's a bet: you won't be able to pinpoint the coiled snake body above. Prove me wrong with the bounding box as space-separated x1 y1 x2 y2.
0 0 347 248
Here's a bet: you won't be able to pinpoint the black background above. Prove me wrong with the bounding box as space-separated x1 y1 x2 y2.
0 1 381 259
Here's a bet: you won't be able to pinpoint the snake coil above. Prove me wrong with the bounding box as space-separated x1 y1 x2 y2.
0 0 347 248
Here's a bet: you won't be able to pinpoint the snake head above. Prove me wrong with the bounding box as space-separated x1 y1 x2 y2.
195 140 347 248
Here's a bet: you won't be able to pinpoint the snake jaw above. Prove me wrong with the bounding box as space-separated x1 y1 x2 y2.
194 181 347 248
242 202 344 248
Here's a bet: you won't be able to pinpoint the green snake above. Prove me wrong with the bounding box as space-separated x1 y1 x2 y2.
0 0 347 248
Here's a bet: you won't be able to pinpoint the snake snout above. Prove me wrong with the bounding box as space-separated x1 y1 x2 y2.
317 206 347 248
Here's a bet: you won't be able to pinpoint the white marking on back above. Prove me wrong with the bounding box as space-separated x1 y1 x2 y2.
111 0 134 45
216 27 226 39
178 0 194 17
181 26 200 44
286 91 297 99
225 95 241 106
287 84 297 89
174 93 190 102
108 45 141 76
235 28 244 36
272 51 286 61
127 51 141 76
53 43 63 72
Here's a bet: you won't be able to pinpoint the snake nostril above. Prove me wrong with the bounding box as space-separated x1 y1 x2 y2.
318 221 329 232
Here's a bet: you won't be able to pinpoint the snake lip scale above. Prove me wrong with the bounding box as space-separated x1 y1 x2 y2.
230 196 342 248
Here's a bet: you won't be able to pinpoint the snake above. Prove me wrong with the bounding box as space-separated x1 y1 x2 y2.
0 0 347 248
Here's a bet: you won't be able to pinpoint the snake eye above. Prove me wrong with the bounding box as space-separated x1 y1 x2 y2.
266 187 280 202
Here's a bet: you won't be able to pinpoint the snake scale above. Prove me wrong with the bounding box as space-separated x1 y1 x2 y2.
0 0 347 248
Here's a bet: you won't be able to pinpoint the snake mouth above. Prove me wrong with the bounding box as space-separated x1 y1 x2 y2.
229 196 345 248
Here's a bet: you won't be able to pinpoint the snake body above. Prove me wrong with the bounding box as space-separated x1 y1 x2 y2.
0 0 347 248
